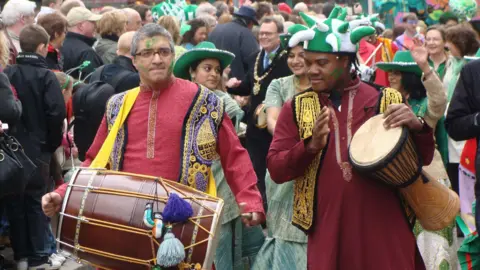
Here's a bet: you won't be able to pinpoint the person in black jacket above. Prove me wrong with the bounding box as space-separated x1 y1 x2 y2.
37 11 69 71
3 24 66 270
89 31 140 93
0 73 22 126
61 7 103 80
208 6 259 80
226 17 292 212
445 58 480 228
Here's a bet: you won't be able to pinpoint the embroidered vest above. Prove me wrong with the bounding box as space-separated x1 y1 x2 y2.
291 90 324 232
290 87 406 233
105 86 225 192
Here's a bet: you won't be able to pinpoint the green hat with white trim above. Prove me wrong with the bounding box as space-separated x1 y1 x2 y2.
173 41 235 80
280 24 309 49
289 6 376 53
376 51 423 76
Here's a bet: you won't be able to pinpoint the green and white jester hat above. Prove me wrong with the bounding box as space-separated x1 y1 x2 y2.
289 6 376 54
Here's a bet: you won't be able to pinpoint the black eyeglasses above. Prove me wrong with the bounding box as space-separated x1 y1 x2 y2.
135 48 172 59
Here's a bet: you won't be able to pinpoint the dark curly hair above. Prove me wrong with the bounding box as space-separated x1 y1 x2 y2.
446 23 480 57
181 18 209 46
401 71 426 100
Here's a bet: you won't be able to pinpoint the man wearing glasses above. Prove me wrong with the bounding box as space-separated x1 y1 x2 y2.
42 24 265 230
226 16 292 212
395 13 425 51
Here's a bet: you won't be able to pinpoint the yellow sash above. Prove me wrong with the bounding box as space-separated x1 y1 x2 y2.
90 88 140 168
89 87 217 197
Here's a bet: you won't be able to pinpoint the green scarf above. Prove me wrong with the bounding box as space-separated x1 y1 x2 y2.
447 57 466 101
409 97 449 166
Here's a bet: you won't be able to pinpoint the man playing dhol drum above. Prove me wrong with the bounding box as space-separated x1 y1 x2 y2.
267 8 435 270
41 23 264 254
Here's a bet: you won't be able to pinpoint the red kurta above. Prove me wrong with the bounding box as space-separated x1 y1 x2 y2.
55 78 264 216
267 81 434 269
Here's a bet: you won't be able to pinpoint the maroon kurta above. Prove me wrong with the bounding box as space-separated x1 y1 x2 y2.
56 78 264 216
268 81 434 269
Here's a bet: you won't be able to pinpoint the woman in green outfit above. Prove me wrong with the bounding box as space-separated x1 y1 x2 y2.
377 43 456 270
173 41 264 270
252 24 310 270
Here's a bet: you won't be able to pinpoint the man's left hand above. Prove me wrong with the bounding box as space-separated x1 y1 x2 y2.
383 104 423 131
239 202 264 227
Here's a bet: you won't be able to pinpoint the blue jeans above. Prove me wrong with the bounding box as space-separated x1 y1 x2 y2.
5 153 51 265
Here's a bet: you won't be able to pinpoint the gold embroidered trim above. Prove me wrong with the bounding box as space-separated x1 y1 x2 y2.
379 87 403 114
146 91 159 159
292 91 322 231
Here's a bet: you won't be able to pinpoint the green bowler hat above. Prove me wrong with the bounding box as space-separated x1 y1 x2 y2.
173 41 235 80
376 51 423 76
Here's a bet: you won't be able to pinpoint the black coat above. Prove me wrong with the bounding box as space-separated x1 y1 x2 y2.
228 48 292 142
208 19 259 80
61 32 104 80
227 48 291 191
90 55 140 93
445 59 480 224
46 46 63 71
0 72 21 125
4 52 66 159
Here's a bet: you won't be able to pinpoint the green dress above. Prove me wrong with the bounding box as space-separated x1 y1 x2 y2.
211 89 265 270
252 75 307 270
408 82 459 270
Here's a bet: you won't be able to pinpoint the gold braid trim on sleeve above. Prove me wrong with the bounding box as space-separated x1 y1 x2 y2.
378 87 404 114
291 91 323 232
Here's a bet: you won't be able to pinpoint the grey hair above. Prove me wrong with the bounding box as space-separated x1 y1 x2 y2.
213 1 229 16
196 3 216 18
131 23 175 57
197 15 217 29
1 0 36 26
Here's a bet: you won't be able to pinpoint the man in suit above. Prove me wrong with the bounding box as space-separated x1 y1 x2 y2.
226 16 292 212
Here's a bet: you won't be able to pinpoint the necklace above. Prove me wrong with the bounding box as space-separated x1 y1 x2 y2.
253 50 287 95
293 76 311 93
328 81 360 182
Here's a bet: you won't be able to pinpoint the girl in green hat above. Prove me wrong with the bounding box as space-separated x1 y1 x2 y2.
377 42 459 270
252 24 310 270
173 41 264 270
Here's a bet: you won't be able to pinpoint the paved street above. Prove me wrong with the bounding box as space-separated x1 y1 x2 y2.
1 247 89 270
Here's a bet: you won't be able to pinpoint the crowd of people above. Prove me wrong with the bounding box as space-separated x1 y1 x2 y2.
0 0 479 269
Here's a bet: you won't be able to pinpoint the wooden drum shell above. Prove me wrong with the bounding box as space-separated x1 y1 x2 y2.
57 169 223 270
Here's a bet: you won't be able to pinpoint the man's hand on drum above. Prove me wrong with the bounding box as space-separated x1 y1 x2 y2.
307 106 330 153
239 202 264 227
383 104 423 131
42 192 63 217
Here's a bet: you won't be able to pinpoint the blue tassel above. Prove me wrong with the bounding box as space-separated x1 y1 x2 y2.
143 203 154 228
161 192 193 223
157 225 185 267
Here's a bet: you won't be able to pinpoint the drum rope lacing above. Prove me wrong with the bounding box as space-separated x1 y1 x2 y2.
59 170 220 268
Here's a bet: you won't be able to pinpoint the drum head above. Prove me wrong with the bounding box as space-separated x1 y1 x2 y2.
349 114 404 166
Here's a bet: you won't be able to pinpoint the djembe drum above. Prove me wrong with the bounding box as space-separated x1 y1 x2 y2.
56 168 224 270
349 115 459 231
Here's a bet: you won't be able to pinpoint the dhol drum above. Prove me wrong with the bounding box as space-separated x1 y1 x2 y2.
56 168 224 270
349 115 460 231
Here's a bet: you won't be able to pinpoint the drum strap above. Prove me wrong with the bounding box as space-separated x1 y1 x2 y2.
90 88 140 168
